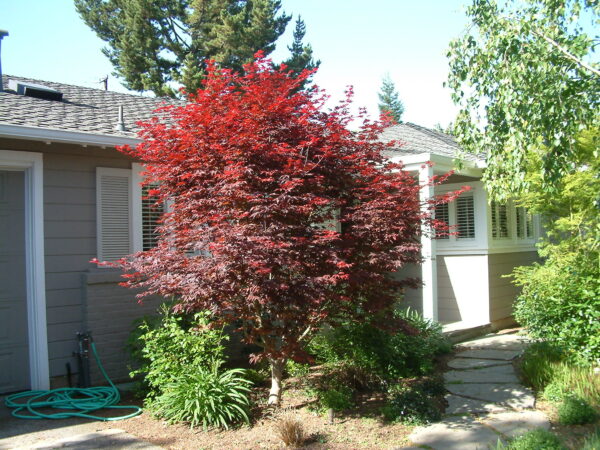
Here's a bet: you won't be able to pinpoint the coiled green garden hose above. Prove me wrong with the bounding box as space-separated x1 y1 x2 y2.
4 342 142 421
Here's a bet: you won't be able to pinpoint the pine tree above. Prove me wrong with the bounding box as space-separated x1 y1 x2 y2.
378 75 405 123
283 17 320 77
75 0 310 97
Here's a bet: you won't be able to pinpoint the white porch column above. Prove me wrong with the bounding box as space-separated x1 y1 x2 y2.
419 165 438 321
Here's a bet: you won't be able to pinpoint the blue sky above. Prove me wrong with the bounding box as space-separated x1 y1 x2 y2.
1 0 470 127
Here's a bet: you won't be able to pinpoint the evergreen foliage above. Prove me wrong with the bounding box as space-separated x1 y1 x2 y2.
75 0 317 97
282 16 320 78
377 75 404 123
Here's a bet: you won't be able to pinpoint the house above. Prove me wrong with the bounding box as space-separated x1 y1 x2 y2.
381 123 540 329
0 64 538 393
0 73 173 393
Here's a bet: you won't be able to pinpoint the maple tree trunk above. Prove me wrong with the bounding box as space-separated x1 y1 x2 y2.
267 358 285 405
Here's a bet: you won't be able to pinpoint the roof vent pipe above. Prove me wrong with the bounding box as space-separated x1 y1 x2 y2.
115 105 126 131
0 30 8 92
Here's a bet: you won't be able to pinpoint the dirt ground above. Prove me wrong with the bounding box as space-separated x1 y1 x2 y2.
101 385 415 449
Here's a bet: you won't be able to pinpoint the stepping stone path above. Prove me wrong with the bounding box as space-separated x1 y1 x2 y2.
407 332 550 449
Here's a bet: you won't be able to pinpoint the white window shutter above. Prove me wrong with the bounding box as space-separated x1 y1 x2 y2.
456 196 475 239
96 167 132 261
141 184 164 251
434 202 449 239
491 201 510 239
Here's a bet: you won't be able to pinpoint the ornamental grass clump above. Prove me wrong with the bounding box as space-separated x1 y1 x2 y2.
275 413 306 448
151 361 252 429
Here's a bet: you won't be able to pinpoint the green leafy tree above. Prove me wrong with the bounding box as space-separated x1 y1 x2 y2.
75 0 295 97
512 130 600 361
378 75 405 123
282 16 320 77
447 0 599 200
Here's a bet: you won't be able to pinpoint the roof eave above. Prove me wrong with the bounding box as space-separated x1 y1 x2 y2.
389 152 486 177
0 123 141 148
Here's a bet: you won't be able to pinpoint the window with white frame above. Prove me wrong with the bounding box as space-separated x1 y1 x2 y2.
491 201 510 239
141 185 164 251
434 182 484 249
96 166 163 262
456 195 475 239
516 206 534 239
434 202 449 239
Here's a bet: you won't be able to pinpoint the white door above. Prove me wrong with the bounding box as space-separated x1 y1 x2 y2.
0 170 30 393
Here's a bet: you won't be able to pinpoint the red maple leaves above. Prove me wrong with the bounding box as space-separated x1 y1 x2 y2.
115 55 456 366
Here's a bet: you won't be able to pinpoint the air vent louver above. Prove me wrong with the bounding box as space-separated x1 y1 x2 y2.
8 79 63 101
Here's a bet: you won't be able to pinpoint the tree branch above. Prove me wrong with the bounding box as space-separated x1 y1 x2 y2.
533 30 600 78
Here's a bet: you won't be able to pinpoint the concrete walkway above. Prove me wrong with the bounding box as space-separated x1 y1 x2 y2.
408 332 550 449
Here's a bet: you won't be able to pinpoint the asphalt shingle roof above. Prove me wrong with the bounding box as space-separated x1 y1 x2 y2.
0 75 175 138
380 122 477 160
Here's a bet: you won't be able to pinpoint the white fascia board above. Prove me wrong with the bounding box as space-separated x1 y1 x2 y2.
392 152 484 178
0 123 141 147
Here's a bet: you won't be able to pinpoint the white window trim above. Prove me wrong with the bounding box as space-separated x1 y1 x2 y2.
488 199 539 251
435 181 488 253
0 149 49 390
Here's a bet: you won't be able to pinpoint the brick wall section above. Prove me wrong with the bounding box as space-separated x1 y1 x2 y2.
83 270 160 385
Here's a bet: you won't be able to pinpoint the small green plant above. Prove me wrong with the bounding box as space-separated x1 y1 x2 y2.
519 342 564 391
493 428 565 450
285 360 310 378
128 303 226 399
557 396 598 425
275 413 306 448
318 386 354 412
381 383 441 425
581 428 600 450
151 361 252 429
542 382 566 402
244 368 269 386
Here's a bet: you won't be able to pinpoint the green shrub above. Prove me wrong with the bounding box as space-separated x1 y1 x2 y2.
557 396 598 425
519 342 564 391
285 360 310 377
493 428 565 450
581 428 600 450
381 383 441 425
128 303 226 399
308 309 451 384
513 250 600 363
520 341 600 407
151 361 252 429
318 386 354 412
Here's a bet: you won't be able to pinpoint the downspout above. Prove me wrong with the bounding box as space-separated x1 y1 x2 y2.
0 30 8 92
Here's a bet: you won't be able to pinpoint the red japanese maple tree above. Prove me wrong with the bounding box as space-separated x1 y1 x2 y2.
117 55 453 404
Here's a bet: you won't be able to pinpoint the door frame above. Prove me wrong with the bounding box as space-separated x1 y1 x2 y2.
0 150 49 390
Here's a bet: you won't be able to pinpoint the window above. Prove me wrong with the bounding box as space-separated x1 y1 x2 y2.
491 201 509 239
96 165 164 262
96 167 132 262
516 207 534 239
456 196 475 239
434 202 449 239
141 185 164 251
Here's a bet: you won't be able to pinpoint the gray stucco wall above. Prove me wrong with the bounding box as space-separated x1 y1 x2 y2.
487 251 538 322
0 138 142 383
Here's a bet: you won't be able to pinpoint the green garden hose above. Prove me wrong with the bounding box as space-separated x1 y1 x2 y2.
4 342 142 421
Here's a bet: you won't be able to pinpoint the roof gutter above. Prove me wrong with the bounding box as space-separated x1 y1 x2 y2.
0 123 141 148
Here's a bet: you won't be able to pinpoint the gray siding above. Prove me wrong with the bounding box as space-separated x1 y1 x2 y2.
0 138 137 380
487 251 538 322
436 257 461 323
392 263 423 314
83 271 160 384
